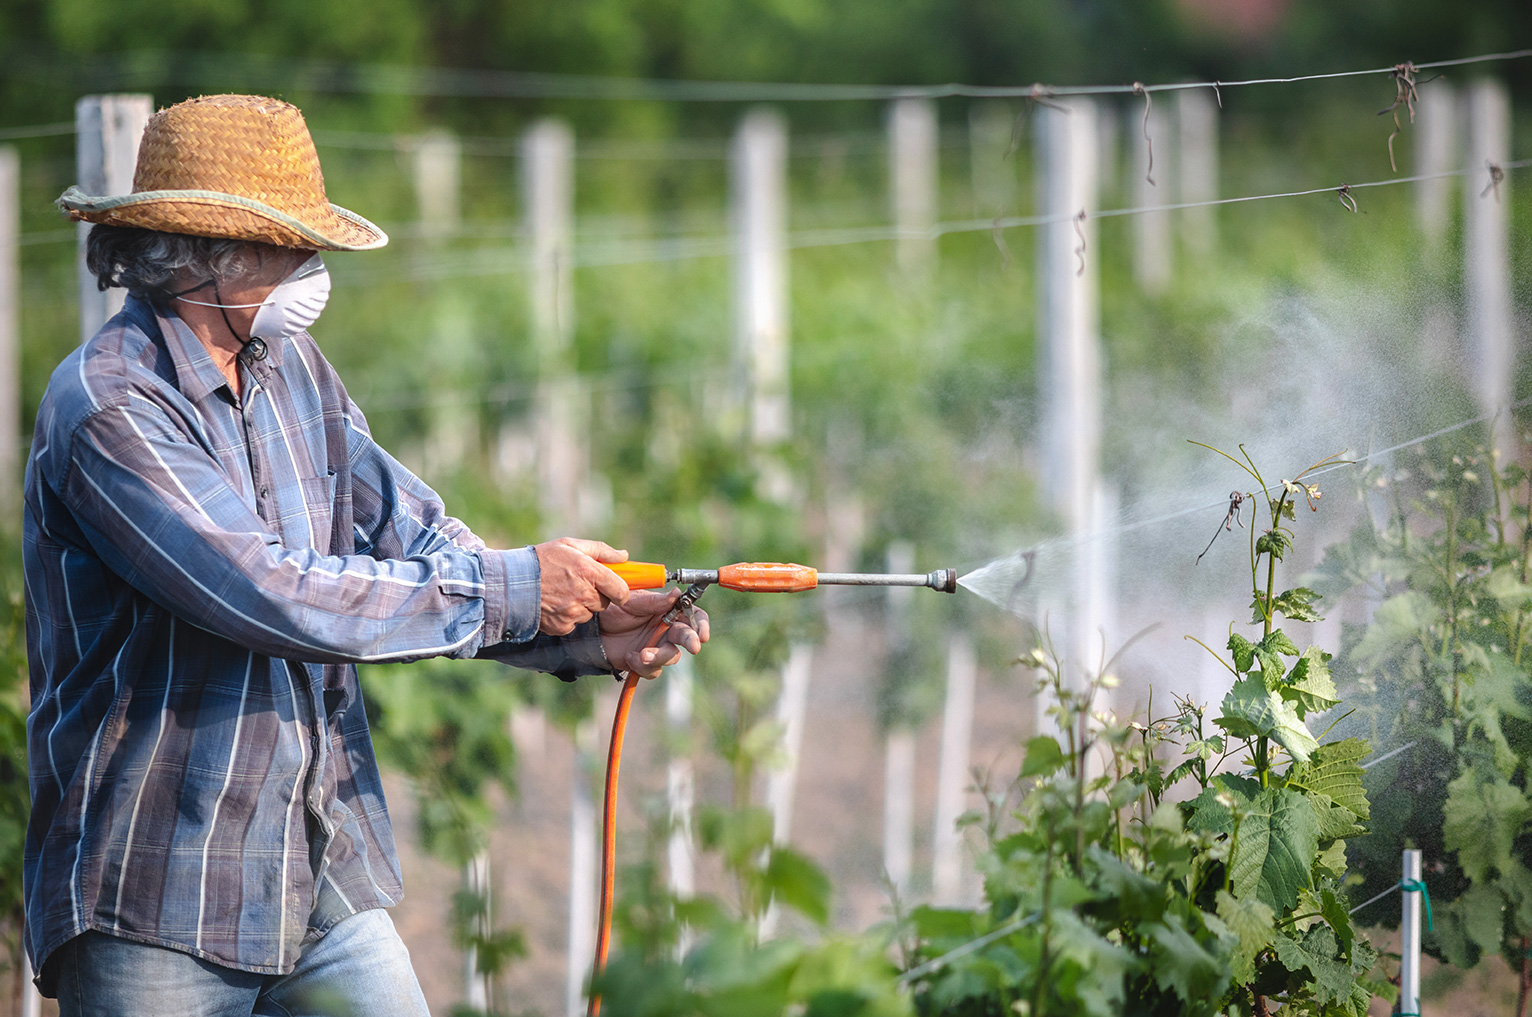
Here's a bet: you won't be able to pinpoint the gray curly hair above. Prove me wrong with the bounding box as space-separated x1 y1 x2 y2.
84 226 268 299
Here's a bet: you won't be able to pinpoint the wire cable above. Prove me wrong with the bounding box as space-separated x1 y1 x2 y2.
48 46 1532 103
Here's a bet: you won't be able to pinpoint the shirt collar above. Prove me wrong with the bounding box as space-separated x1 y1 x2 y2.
125 294 286 402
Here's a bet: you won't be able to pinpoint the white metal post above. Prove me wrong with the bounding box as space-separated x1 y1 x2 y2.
1463 79 1514 457
883 540 917 895
21 948 40 1017
1131 99 1172 293
760 644 814 937
889 97 938 278
1035 98 1103 709
732 109 790 456
932 634 976 906
1414 82 1457 241
566 717 598 1017
75 95 151 345
464 850 492 1012
524 118 583 531
0 146 19 522
666 654 696 904
413 129 462 242
1401 849 1423 1017
1177 88 1219 257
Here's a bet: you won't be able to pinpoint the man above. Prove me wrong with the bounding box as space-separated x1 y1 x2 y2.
24 93 707 1016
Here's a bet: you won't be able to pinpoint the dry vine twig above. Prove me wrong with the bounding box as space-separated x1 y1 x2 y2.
1337 183 1358 213
1482 161 1506 201
1197 491 1246 564
1132 82 1155 185
1073 209 1088 276
1378 61 1419 172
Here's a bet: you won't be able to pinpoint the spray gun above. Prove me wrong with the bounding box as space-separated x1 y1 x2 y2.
587 559 955 1016
605 559 957 594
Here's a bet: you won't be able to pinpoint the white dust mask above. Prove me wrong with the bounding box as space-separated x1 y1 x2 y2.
249 252 330 340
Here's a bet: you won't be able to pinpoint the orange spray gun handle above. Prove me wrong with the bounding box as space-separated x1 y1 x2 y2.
604 560 820 592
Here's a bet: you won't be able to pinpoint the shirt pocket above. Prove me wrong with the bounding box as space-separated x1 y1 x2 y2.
296 470 337 553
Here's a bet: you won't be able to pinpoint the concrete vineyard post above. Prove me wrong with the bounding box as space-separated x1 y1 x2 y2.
464 851 492 1012
1035 98 1105 720
1131 98 1172 294
932 634 976 906
1414 81 1457 242
1463 79 1514 458
760 644 814 938
666 653 695 955
75 95 151 345
732 108 790 468
1176 88 1219 257
521 117 598 1017
413 129 462 242
524 118 584 534
889 97 938 279
566 718 598 1017
883 540 917 895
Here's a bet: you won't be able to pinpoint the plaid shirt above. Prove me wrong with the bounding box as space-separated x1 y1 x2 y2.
23 294 609 988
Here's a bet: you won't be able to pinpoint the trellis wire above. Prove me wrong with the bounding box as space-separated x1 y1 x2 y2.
47 46 1532 103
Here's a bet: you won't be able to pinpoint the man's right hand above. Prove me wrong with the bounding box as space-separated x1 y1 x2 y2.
534 538 632 635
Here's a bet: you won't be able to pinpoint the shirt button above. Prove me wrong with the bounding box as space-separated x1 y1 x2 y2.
260 486 269 498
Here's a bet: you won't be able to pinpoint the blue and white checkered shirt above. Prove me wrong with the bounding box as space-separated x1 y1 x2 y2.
22 294 608 989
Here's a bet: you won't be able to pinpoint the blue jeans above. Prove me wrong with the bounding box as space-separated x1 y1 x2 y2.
52 908 431 1017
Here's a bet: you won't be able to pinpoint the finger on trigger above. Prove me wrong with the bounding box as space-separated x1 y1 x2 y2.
590 561 631 604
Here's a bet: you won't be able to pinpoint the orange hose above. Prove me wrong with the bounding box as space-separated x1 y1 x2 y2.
591 604 684 1017
588 669 640 1017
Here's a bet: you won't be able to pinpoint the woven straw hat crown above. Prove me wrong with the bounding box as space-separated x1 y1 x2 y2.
57 94 387 251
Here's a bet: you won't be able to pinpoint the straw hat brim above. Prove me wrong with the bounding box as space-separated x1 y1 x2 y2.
57 185 388 252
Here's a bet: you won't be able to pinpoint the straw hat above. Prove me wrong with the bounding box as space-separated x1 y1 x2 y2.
57 94 387 252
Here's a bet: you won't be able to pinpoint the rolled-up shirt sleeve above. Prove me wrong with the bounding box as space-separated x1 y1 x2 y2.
60 400 500 664
344 401 612 678
51 393 609 677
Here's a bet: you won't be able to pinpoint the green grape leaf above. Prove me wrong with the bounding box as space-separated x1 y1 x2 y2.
1318 886 1355 961
1291 738 1369 822
1227 633 1257 674
1145 913 1230 1004
1229 787 1319 912
1261 630 1300 656
1443 768 1532 884
764 847 831 925
1349 592 1440 671
1256 529 1292 560
1306 795 1364 840
1271 586 1324 622
1486 565 1532 607
1215 889 1275 985
1215 678 1319 763
1313 839 1349 878
1270 924 1354 1006
1021 735 1065 778
1186 775 1260 836
1281 647 1340 716
1252 644 1288 688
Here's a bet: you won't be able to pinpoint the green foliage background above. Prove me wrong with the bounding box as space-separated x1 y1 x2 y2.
0 0 1529 1011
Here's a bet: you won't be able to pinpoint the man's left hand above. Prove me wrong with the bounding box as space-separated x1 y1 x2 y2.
598 589 710 678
